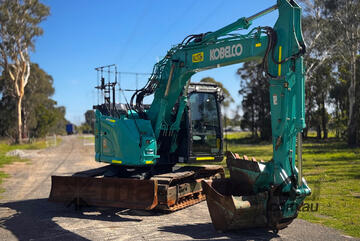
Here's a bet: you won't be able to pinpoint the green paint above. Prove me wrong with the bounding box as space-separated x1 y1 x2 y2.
95 0 311 221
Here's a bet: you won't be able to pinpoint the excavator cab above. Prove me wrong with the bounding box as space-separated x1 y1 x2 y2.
175 82 224 163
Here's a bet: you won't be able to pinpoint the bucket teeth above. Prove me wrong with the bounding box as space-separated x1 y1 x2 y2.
203 151 298 231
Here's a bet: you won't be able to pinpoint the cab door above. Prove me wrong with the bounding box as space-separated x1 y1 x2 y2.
188 92 223 162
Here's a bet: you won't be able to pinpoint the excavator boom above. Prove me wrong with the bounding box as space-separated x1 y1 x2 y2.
50 0 311 230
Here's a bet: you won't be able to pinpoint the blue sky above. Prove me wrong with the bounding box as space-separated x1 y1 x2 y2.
31 0 278 125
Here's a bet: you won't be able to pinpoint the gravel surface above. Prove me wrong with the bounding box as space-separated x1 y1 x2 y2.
0 135 358 241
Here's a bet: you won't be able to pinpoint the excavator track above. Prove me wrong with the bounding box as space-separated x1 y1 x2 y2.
162 192 206 212
152 165 224 211
49 165 224 211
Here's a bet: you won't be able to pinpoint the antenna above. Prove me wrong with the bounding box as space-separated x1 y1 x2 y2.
94 64 117 116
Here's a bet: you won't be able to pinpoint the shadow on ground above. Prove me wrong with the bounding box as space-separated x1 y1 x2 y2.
158 223 279 240
0 198 142 240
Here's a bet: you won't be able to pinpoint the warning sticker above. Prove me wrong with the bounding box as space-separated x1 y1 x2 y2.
192 52 204 63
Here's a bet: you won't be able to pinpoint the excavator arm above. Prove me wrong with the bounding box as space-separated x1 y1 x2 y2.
131 0 310 228
50 0 311 229
143 0 305 178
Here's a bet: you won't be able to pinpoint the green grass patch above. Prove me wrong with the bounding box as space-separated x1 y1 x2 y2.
0 139 53 192
299 140 360 237
195 132 360 237
306 130 337 138
225 132 253 139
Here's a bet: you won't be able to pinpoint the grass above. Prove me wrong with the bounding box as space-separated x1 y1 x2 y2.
195 132 360 237
0 138 59 192
298 140 360 237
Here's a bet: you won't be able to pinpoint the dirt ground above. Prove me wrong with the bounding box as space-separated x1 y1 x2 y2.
0 135 358 241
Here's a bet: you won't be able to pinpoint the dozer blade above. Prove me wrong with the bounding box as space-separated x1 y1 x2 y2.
49 176 158 210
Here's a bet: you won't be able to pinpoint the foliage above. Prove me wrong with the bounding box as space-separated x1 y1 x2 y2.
233 1 359 145
0 63 67 139
291 0 360 145
78 123 92 134
33 105 57 137
298 0 338 140
84 110 95 134
237 61 271 141
305 61 334 139
0 0 50 143
0 0 49 53
199 77 234 108
322 0 360 146
329 57 360 140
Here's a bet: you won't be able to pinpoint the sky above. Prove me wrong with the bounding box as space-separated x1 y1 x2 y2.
31 0 278 125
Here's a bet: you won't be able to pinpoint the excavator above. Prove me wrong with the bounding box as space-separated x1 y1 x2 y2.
50 0 311 232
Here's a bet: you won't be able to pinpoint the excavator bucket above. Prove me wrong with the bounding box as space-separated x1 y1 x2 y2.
49 176 158 210
201 152 269 231
202 152 295 232
201 179 268 231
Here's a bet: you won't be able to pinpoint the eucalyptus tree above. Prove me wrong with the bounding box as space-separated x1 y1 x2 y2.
323 0 360 146
0 0 49 143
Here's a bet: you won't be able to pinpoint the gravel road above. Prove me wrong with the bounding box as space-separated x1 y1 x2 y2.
0 135 358 241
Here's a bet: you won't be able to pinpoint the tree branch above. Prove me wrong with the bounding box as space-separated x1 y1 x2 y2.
23 60 30 87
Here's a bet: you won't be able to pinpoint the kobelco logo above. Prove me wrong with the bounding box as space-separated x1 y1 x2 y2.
209 44 243 61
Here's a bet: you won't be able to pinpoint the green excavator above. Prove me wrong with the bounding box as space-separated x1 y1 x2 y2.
50 0 311 232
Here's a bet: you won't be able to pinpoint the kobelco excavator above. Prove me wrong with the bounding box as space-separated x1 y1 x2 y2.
50 0 311 232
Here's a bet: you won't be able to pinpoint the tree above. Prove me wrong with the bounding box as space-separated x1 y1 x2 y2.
22 63 55 136
329 56 360 140
200 77 234 108
0 0 50 143
300 0 337 82
0 91 17 139
237 61 272 141
329 73 348 138
323 0 360 146
299 0 338 139
305 60 334 139
84 110 95 133
0 63 67 138
200 77 235 132
48 106 67 136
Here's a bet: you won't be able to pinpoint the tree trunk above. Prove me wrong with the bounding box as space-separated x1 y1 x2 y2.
16 96 23 144
316 125 321 139
303 127 308 138
321 97 328 139
22 106 28 139
251 104 255 137
335 104 340 138
347 52 358 146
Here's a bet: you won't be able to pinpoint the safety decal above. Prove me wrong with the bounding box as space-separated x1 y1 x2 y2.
192 52 204 63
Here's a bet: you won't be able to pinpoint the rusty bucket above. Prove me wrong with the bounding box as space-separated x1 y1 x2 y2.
201 179 268 231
